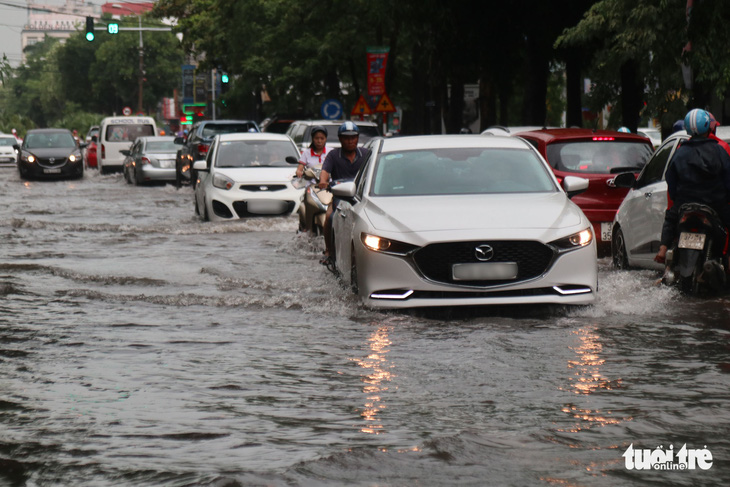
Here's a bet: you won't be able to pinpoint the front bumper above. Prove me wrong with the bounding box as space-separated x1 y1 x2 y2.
207 185 304 220
357 240 598 309
19 160 83 179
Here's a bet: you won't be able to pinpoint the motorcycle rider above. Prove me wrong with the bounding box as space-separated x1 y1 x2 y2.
318 121 370 265
295 125 329 180
655 108 730 263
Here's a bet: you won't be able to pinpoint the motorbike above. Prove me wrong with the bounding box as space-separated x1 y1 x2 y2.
293 167 332 236
662 202 728 295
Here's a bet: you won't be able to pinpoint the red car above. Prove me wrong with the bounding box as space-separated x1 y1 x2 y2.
515 129 654 255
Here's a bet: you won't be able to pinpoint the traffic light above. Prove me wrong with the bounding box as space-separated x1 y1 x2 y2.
221 73 229 84
85 16 95 42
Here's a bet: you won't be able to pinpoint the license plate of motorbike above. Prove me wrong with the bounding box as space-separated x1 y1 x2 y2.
452 262 518 280
678 232 706 250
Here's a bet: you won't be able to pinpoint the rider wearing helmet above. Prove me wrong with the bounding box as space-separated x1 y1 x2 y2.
655 108 730 263
295 125 329 179
617 127 631 133
318 121 371 265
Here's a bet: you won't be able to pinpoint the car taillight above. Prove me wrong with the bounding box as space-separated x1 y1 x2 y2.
141 157 151 165
197 143 209 154
592 136 615 141
101 144 105 158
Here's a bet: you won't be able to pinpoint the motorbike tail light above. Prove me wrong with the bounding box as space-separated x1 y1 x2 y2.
197 143 209 154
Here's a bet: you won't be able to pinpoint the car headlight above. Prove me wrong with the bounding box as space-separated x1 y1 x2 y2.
22 154 36 163
69 152 82 162
361 233 419 256
213 173 235 190
549 228 593 252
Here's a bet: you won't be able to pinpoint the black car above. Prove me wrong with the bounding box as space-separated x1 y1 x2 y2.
175 119 260 187
16 128 85 180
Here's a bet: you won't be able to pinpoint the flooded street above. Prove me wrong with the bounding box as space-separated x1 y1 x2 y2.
1 169 729 486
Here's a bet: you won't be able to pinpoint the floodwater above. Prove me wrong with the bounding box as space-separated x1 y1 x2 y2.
0 169 728 486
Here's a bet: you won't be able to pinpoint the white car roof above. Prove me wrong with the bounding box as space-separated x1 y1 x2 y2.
380 134 531 151
217 132 293 142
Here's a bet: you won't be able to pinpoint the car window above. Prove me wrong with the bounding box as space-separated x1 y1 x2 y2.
25 133 76 149
356 142 379 199
201 123 257 138
371 147 555 196
292 124 307 144
146 141 181 152
545 140 653 174
0 137 16 146
214 140 298 168
634 139 678 188
105 124 155 143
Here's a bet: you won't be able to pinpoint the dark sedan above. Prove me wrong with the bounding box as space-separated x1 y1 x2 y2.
16 128 85 180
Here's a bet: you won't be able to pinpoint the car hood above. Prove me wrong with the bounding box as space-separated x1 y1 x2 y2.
25 147 77 157
362 192 586 237
215 166 296 182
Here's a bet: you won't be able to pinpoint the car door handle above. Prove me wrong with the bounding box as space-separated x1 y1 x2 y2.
644 192 652 198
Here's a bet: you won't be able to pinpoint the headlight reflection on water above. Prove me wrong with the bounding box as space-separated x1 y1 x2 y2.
353 326 394 434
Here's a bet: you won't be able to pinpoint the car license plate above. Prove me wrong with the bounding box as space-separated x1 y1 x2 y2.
600 222 612 241
160 160 175 168
452 262 518 280
43 168 61 174
678 232 706 250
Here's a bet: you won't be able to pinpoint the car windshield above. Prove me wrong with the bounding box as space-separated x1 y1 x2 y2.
0 137 16 146
202 123 257 137
545 140 653 174
371 147 556 196
324 125 380 144
25 133 76 149
106 124 155 143
215 140 297 168
145 141 180 152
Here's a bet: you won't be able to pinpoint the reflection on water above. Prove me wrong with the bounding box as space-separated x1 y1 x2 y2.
560 325 627 432
353 326 394 434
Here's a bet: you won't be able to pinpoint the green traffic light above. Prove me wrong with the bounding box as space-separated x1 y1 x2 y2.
86 32 95 42
221 73 229 83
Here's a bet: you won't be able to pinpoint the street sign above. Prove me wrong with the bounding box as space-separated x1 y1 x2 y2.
351 95 372 116
321 99 343 120
375 93 396 113
122 106 132 116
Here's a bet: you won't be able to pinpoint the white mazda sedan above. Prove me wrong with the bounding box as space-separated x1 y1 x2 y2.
193 133 303 221
330 135 597 309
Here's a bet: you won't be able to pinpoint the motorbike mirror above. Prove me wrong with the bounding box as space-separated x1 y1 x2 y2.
562 176 589 199
286 156 299 165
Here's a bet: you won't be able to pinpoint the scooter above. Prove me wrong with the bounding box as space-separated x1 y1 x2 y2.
663 202 728 295
293 167 332 236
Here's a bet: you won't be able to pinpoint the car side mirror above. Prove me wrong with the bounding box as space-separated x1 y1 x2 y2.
192 160 208 172
611 172 637 188
174 136 185 144
286 156 299 165
120 149 130 156
562 176 589 199
79 142 88 149
331 181 357 204
12 144 19 151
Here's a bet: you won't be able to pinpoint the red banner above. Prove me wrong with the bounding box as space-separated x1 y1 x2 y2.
367 47 389 96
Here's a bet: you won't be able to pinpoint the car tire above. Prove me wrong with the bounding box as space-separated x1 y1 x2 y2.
194 197 200 216
612 226 631 269
202 201 210 221
132 168 141 186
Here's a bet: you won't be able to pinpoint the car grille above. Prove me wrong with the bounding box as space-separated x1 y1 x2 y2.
412 240 554 286
37 157 67 168
239 184 287 192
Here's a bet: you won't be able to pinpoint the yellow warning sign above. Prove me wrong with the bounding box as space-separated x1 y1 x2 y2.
374 93 396 113
351 95 372 115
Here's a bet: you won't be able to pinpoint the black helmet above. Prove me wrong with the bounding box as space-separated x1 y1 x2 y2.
338 121 359 136
310 125 328 138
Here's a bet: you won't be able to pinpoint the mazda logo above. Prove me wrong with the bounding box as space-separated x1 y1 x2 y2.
49 158 55 163
474 244 494 261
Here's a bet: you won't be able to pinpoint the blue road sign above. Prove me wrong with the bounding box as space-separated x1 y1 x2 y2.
321 99 343 120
